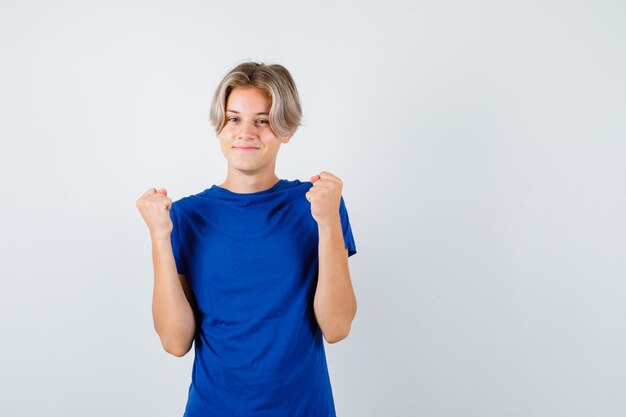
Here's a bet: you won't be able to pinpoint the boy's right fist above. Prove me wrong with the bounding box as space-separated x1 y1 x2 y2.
136 187 173 239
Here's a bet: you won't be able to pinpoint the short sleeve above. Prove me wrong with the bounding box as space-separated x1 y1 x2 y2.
339 195 357 257
169 202 187 275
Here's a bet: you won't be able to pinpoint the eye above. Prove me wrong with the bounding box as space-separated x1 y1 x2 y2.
257 119 269 125
227 117 238 123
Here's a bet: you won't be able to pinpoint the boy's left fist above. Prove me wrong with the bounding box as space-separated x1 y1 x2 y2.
305 171 343 226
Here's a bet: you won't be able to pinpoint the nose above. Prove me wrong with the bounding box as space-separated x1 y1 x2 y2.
237 119 259 140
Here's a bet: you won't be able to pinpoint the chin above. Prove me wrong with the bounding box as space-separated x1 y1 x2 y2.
231 161 261 170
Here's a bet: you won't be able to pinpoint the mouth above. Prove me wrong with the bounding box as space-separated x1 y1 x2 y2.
233 147 259 151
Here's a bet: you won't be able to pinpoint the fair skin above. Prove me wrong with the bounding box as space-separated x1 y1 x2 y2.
135 189 196 357
216 87 289 193
136 86 356 356
307 171 358 343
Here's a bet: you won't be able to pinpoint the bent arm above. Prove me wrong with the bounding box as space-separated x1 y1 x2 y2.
151 235 196 357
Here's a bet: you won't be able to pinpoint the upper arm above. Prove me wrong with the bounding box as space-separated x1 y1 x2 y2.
178 274 194 309
339 195 357 257
178 273 197 354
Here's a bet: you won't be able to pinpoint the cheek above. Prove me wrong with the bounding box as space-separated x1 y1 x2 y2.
218 125 234 136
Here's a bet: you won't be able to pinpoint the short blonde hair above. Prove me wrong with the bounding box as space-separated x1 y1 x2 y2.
209 62 303 138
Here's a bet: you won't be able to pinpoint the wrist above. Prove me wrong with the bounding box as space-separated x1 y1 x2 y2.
317 215 341 232
150 231 171 244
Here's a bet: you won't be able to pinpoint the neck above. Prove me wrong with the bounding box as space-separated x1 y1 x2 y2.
218 173 281 194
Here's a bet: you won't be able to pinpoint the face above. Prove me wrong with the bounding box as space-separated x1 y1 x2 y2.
217 87 291 176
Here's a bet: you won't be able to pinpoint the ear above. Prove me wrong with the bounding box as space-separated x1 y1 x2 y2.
280 134 292 144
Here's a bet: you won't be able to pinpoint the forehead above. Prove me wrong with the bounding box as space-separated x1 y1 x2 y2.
226 87 271 113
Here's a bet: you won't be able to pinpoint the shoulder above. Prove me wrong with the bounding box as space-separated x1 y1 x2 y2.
283 178 313 193
170 190 208 218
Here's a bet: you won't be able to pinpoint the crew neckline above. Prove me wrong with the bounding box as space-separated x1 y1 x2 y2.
210 179 288 199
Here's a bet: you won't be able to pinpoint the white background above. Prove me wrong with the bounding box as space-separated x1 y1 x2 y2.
1 1 625 416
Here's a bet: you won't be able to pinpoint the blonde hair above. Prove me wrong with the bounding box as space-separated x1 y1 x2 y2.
209 61 303 138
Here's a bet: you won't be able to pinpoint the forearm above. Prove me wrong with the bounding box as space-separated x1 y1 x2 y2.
151 235 196 356
313 216 357 343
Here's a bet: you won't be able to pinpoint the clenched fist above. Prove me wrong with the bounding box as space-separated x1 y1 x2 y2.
136 187 172 239
305 171 343 227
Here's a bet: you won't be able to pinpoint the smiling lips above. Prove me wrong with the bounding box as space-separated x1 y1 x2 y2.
234 146 258 151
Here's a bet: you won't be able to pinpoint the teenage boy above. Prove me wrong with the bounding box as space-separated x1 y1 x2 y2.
136 61 357 417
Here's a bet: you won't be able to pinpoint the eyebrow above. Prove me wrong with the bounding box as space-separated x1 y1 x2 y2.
226 110 269 115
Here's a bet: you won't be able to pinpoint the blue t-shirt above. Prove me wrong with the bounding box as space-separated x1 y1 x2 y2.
168 178 357 417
